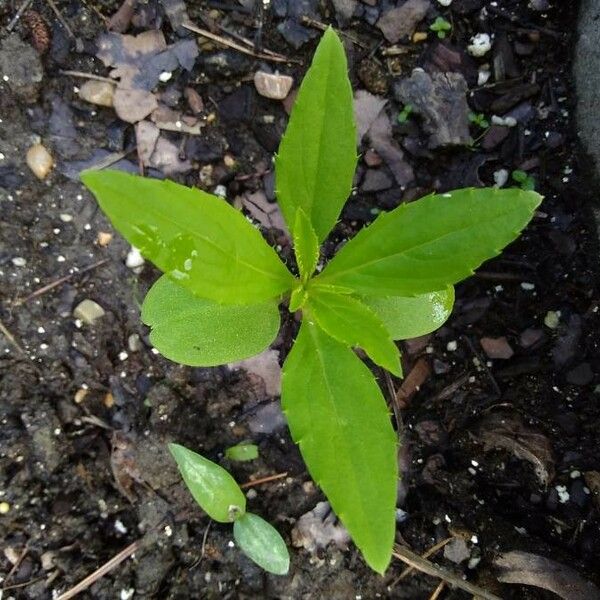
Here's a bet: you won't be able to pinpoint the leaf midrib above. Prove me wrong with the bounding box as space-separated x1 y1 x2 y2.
306 323 380 549
320 203 524 282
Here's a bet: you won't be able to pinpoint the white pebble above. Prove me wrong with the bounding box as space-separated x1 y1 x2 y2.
477 65 491 86
59 213 73 222
447 340 458 352
437 0 452 5
26 143 54 179
213 184 227 198
159 71 172 82
493 169 509 188
126 246 145 269
491 115 517 127
520 282 535 291
118 351 129 362
556 485 570 504
12 257 27 267
468 33 492 57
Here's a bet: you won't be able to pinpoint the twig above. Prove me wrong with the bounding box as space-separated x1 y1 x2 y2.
182 22 298 64
0 319 26 355
13 259 109 307
60 70 117 84
301 16 367 48
1 544 29 589
392 537 453 585
239 471 288 489
6 0 34 31
44 0 75 38
392 544 502 600
1 577 45 591
428 580 446 600
55 539 141 600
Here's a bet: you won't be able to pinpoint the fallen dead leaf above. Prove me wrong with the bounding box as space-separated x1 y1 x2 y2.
476 413 555 486
495 551 600 600
396 357 430 409
354 89 387 144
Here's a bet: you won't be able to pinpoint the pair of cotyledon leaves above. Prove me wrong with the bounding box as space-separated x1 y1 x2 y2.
169 443 289 575
82 28 541 574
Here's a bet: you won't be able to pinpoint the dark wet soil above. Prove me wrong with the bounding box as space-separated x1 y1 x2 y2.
1 1 600 598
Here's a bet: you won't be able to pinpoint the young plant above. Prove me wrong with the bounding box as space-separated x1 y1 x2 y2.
169 443 289 574
468 111 490 129
397 103 413 123
82 28 541 574
430 16 452 39
512 169 536 191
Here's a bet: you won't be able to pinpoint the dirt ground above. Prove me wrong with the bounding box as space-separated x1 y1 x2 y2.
1 0 600 598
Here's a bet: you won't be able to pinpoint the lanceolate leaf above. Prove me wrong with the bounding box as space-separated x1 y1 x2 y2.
81 170 294 304
315 188 541 296
294 208 320 282
169 443 246 523
233 512 290 575
275 28 357 242
307 287 402 376
363 287 455 340
142 276 280 366
281 321 397 573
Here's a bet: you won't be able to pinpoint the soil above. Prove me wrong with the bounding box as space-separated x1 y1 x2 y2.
1 1 599 599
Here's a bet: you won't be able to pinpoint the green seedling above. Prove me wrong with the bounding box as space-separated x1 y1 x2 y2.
430 16 452 39
225 442 259 462
512 169 536 191
82 28 541 574
468 111 490 129
397 103 413 123
169 443 289 575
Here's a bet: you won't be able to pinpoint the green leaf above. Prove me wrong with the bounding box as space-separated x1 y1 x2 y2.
281 321 397 573
233 512 290 575
168 443 246 523
141 276 280 366
307 287 402 376
315 188 542 296
81 170 295 304
275 28 357 242
225 443 259 462
363 287 455 340
294 208 320 282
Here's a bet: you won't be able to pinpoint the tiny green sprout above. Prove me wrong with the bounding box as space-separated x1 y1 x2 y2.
82 28 541 575
468 111 490 129
512 169 536 191
430 16 452 39
397 103 413 123
169 443 289 575
225 442 259 462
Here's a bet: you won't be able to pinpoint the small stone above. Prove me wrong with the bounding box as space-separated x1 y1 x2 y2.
447 340 458 351
520 328 544 348
11 256 27 267
443 538 470 564
126 246 145 270
480 336 514 360
437 0 452 5
362 169 393 192
78 80 115 107
159 71 172 82
377 0 431 44
0 502 10 514
254 71 294 100
73 299 106 325
74 388 88 403
493 168 509 188
412 31 429 43
26 143 54 179
184 87 204 114
128 333 142 352
468 33 492 57
97 231 113 246
363 149 383 167
544 310 561 329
